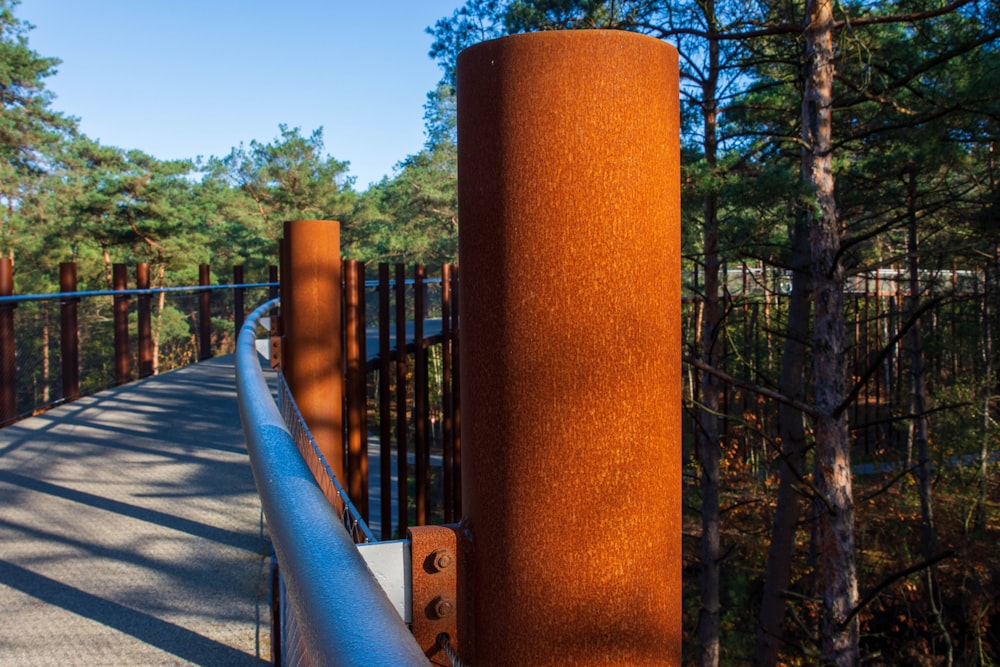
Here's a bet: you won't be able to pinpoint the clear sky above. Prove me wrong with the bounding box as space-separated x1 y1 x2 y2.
17 0 465 190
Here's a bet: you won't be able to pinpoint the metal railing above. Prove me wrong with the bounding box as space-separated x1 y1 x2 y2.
277 370 375 544
0 259 276 425
235 298 426 666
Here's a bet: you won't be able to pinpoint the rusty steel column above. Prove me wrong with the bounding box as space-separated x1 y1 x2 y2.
456 31 681 665
282 220 344 485
344 259 368 519
198 263 212 361
233 265 245 338
0 259 16 423
137 263 153 378
113 263 131 385
60 262 80 402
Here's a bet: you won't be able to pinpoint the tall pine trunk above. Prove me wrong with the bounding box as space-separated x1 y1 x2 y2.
803 0 860 663
907 170 953 664
755 212 811 667
698 11 722 666
977 249 996 532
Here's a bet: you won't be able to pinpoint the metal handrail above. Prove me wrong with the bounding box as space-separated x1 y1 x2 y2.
276 370 376 544
235 298 426 666
0 281 278 305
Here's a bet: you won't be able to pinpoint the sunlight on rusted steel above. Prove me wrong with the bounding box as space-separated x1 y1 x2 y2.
457 30 682 666
282 219 344 486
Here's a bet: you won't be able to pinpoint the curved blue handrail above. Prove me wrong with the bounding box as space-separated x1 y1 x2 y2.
235 298 426 666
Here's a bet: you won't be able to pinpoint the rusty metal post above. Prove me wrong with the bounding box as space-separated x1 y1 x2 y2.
441 263 454 523
60 262 80 402
233 265 245 339
345 259 368 520
413 264 428 526
268 263 281 370
113 263 131 385
274 245 289 372
282 220 344 485
450 265 462 519
457 31 682 665
394 262 409 533
378 262 393 538
198 263 212 361
0 259 16 422
137 263 153 378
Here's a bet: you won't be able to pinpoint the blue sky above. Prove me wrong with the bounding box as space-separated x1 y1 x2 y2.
17 0 466 190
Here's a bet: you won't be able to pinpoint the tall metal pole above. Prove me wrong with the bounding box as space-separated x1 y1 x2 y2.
233 264 245 339
137 263 153 378
198 263 212 361
0 259 16 422
282 220 344 485
60 262 80 402
456 30 681 665
113 263 131 385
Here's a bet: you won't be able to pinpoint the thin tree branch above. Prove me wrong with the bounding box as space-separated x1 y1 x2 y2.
839 550 956 630
682 354 819 418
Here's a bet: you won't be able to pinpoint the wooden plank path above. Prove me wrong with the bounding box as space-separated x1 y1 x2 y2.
0 356 271 666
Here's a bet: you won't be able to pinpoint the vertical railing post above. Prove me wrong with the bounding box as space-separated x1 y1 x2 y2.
137 263 153 378
274 246 288 372
0 259 16 422
113 263 131 385
413 264 428 526
441 263 454 523
199 263 212 361
394 263 408 534
268 264 279 303
456 31 681 665
450 264 461 518
233 265 245 340
283 220 344 485
378 262 392 538
345 259 368 519
60 262 80 402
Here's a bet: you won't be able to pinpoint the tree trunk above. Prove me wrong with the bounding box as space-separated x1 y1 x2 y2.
907 171 953 664
698 11 722 666
755 211 811 667
976 253 994 532
803 0 860 663
906 171 935 560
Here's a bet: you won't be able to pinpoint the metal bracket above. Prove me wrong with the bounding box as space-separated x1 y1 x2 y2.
269 335 282 370
356 539 411 623
408 524 467 665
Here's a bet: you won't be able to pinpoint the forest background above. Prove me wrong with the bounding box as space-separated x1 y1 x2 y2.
2 0 999 665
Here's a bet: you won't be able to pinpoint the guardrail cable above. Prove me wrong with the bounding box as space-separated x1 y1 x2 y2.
276 370 375 544
436 633 469 667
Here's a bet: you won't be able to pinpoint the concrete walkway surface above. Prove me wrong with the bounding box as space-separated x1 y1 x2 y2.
0 356 271 666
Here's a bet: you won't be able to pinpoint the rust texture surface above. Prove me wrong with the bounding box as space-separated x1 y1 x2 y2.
409 524 471 665
282 219 344 485
456 30 682 665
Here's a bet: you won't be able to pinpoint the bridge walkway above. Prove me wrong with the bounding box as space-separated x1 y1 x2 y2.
0 356 271 666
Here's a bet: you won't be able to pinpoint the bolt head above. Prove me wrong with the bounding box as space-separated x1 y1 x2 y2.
431 548 454 571
432 596 454 619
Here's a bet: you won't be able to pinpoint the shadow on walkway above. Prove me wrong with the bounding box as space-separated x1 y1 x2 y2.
0 356 271 666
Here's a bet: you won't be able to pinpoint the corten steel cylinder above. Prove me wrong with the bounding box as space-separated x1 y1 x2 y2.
60 262 80 402
113 264 130 385
457 31 681 665
0 259 16 422
282 220 344 485
198 264 212 361
137 263 153 378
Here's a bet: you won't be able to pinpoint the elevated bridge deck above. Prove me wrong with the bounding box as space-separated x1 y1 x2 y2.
0 356 271 666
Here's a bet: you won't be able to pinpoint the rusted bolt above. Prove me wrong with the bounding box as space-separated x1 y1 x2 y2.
431 548 453 572
431 596 454 620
